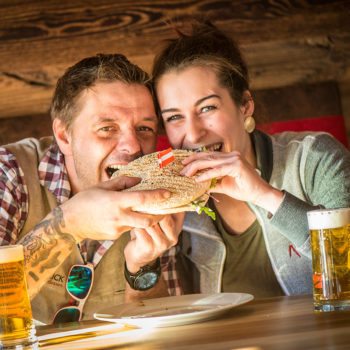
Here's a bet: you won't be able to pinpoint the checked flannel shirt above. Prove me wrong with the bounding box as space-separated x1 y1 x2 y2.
0 140 181 295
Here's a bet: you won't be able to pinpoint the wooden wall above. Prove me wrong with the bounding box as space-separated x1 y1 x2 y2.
0 0 349 145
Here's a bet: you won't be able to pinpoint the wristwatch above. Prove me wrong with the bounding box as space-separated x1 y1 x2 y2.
124 258 161 291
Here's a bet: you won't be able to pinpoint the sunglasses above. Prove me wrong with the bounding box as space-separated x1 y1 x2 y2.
53 263 94 324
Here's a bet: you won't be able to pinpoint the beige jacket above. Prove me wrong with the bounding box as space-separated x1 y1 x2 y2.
5 138 128 324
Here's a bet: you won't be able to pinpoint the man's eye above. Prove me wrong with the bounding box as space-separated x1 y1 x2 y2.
99 126 114 132
137 126 155 133
165 114 182 123
201 105 217 113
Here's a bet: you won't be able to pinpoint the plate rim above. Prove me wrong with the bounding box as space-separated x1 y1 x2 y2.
93 292 254 327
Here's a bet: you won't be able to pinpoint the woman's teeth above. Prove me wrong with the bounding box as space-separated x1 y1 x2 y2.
194 143 222 152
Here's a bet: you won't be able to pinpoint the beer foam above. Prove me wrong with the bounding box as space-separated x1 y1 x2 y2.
307 208 350 230
0 244 24 263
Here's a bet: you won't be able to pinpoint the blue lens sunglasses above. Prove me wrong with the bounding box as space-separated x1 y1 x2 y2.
53 263 94 324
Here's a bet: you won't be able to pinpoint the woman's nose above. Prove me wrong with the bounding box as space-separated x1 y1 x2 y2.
185 117 206 145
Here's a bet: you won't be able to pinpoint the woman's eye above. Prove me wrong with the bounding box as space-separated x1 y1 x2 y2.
201 105 217 113
164 114 182 123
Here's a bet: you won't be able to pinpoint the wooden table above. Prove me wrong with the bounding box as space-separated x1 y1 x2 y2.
37 295 350 350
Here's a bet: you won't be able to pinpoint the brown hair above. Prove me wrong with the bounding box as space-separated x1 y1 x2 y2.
51 53 152 129
152 20 250 106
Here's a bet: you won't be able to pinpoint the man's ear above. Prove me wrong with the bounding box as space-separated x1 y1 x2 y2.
52 118 73 156
240 90 255 117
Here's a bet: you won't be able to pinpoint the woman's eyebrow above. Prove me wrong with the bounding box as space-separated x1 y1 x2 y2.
160 107 180 114
161 94 220 114
194 94 220 107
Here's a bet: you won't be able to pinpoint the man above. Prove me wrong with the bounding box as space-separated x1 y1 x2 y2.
0 53 183 324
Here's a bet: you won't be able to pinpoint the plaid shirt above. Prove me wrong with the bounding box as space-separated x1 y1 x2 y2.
0 141 181 295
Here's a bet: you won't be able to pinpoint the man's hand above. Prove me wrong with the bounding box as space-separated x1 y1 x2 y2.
124 212 185 273
61 176 172 242
21 175 172 299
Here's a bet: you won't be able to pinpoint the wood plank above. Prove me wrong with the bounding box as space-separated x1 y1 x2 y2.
0 114 51 145
1 33 349 119
0 0 349 119
1 0 349 45
253 81 342 123
35 296 350 350
244 34 350 90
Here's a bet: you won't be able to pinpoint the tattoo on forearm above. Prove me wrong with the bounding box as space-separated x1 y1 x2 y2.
29 271 39 282
40 251 61 273
20 207 76 278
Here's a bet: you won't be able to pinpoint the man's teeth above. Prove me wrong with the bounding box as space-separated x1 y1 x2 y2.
107 165 123 177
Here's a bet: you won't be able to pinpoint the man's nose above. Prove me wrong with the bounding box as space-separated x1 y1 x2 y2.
117 129 141 154
185 117 206 145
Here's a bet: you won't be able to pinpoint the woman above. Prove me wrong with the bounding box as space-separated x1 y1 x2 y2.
152 21 350 297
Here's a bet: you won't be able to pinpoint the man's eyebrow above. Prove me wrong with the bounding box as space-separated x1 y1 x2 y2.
161 94 221 114
93 116 157 124
142 116 158 122
92 117 115 126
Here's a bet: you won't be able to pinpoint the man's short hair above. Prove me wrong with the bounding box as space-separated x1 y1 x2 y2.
50 54 152 128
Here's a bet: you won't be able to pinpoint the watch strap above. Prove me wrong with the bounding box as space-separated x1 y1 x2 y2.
124 258 161 291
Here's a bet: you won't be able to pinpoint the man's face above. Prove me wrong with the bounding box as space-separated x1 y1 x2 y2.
63 81 158 192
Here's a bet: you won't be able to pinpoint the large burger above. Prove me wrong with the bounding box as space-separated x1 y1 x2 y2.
111 148 215 217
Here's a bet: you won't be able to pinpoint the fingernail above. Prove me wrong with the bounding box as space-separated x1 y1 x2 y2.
163 190 171 198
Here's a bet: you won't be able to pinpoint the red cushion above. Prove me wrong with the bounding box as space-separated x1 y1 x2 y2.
156 135 171 151
257 115 348 148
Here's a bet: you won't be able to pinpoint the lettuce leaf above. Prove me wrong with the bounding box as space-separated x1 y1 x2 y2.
191 199 216 220
209 177 217 189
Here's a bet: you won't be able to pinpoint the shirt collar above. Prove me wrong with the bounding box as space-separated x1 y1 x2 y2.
251 129 273 183
38 141 71 204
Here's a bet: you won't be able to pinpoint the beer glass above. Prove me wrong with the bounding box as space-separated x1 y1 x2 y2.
0 245 38 349
307 208 350 312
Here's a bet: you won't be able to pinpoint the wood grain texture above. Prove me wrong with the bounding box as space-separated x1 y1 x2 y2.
0 114 52 145
253 81 342 123
36 295 350 350
0 0 349 119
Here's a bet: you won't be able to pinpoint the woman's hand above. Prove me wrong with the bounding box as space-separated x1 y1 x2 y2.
181 151 284 213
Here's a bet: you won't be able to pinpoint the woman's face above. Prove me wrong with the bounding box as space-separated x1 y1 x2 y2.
156 66 254 156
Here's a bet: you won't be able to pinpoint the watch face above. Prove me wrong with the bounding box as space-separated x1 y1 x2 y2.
134 271 159 291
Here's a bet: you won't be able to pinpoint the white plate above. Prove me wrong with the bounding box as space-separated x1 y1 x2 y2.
94 293 253 327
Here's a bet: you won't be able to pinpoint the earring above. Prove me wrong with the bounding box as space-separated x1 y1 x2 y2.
244 116 255 133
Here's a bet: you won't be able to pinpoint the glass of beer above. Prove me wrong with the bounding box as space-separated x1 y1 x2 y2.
0 245 38 349
307 208 350 312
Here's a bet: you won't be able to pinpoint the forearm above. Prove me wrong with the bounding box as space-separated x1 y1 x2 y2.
271 191 321 234
124 275 169 303
18 206 76 300
253 185 284 215
254 191 319 259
